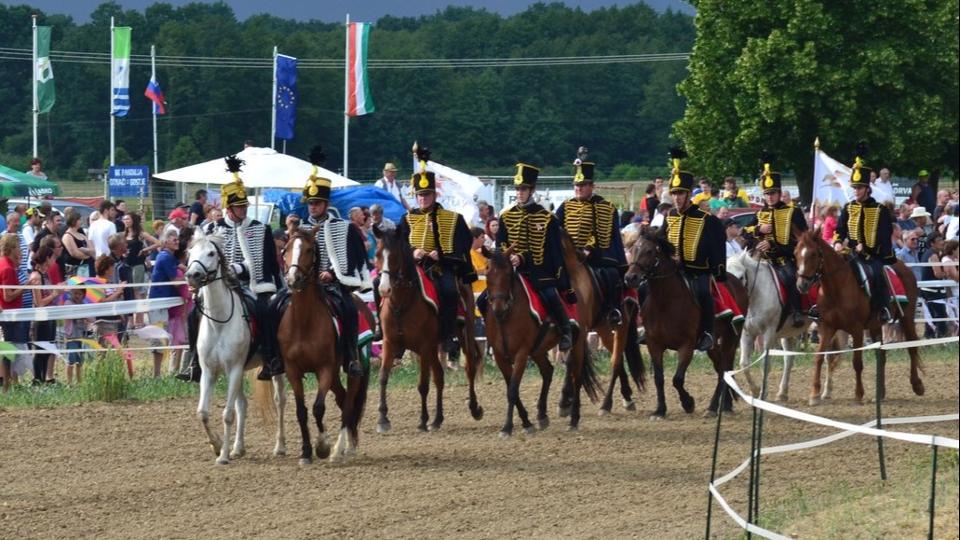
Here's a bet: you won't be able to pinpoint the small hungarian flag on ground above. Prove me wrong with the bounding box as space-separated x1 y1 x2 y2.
346 22 374 117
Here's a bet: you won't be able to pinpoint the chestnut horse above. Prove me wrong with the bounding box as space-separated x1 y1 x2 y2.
373 225 483 433
624 229 747 418
483 246 601 435
794 230 924 405
278 229 371 464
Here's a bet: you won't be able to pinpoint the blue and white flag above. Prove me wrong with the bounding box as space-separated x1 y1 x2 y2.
274 54 298 141
111 27 132 117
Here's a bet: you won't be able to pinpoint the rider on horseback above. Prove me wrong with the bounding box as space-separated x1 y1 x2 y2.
396 143 476 360
832 143 895 323
495 162 573 352
663 148 727 352
295 146 370 377
742 152 808 327
179 156 283 382
555 147 627 327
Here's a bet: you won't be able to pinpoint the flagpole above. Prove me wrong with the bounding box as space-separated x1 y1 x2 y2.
151 44 158 176
342 13 350 178
108 16 115 200
810 137 820 221
32 14 38 159
270 45 277 150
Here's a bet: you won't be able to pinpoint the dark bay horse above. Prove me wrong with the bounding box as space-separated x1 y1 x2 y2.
794 230 924 405
624 229 748 418
483 246 601 435
373 225 483 433
278 229 371 464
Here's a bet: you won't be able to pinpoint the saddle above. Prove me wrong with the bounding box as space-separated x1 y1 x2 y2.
680 274 744 334
416 266 468 321
586 265 638 307
767 265 818 312
272 286 375 363
518 274 580 328
848 259 908 305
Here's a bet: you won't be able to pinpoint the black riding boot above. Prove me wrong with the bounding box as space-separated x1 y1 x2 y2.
541 287 573 352
437 273 460 360
692 274 715 352
780 263 805 327
176 303 202 382
335 286 364 377
372 275 383 341
870 263 892 323
606 268 624 326
256 292 284 381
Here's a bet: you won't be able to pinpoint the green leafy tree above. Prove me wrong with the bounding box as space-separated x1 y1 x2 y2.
676 0 959 203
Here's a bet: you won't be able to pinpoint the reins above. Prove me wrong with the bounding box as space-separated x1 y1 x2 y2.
190 240 237 325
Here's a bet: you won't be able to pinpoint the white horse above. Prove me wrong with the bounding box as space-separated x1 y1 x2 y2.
185 227 286 465
727 251 838 402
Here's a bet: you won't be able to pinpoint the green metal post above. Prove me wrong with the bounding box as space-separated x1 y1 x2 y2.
746 374 760 539
874 348 887 481
927 443 938 540
752 349 771 522
704 378 726 540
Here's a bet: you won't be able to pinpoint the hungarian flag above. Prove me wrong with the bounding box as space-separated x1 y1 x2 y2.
144 76 166 115
35 26 55 113
346 22 374 117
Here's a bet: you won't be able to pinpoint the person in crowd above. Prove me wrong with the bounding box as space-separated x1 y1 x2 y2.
710 176 750 211
2 212 18 238
122 212 159 324
912 170 936 215
714 206 730 221
61 211 94 277
370 203 395 231
724 218 743 257
13 204 27 226
164 207 188 238
691 178 714 206
189 189 208 226
63 288 91 385
25 157 47 179
108 232 135 328
896 203 917 232
872 167 896 206
151 219 165 238
165 228 195 375
909 207 934 253
148 229 181 378
88 200 118 258
651 201 673 229
921 232 948 338
29 243 62 384
821 206 839 243
941 240 959 336
349 206 373 254
620 211 636 230
1 234 38 392
897 230 924 282
374 162 410 211
114 200 127 232
653 175 670 202
469 226 488 337
944 203 959 241
639 182 660 223
204 206 222 227
476 201 494 228
483 218 499 251
22 207 43 247
93 255 127 349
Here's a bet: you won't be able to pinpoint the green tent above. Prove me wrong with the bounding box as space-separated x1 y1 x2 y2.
0 162 60 197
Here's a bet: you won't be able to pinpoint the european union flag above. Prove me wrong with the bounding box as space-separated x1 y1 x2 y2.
275 54 298 141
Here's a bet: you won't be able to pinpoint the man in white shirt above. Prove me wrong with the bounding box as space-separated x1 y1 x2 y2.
374 162 410 210
22 207 44 247
88 200 118 258
723 218 744 257
872 167 895 206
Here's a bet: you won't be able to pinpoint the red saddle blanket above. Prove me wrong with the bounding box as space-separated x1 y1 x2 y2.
710 278 744 321
884 266 907 303
518 275 579 326
623 287 639 303
416 266 467 319
332 309 374 344
768 266 818 310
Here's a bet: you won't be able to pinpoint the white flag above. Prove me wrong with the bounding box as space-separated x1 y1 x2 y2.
812 148 853 207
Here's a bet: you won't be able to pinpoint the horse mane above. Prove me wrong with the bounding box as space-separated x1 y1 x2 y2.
640 227 675 257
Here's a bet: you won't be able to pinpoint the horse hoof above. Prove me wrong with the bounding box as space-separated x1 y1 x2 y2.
649 412 665 421
316 445 331 460
566 424 579 432
558 406 571 418
703 410 717 419
538 417 550 430
499 430 512 439
229 449 245 459
273 447 287 457
299 458 312 466
215 458 229 466
808 396 821 406
680 398 696 414
210 443 221 456
623 399 637 411
523 426 536 436
376 422 391 434
597 408 610 417
429 423 442 432
776 393 789 403
912 380 925 396
418 424 429 433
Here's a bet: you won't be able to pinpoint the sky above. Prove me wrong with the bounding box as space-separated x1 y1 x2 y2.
7 0 694 23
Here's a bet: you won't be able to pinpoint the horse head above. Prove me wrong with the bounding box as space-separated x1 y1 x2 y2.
794 228 824 294
624 227 674 288
484 244 516 318
186 226 225 289
376 225 415 299
284 228 318 292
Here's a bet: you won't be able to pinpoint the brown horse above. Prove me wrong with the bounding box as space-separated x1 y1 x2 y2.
624 229 747 418
794 230 924 405
278 229 371 464
483 245 601 435
373 225 483 433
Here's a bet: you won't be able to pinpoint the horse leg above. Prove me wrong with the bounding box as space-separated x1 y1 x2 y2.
272 374 287 457
599 331 621 416
851 331 865 403
900 313 925 396
197 366 222 459
376 342 395 434
462 326 484 421
493 348 516 438
809 326 835 405
739 329 759 397
672 346 696 414
429 353 445 431
612 325 636 409
777 337 794 402
230 385 247 459
313 372 331 460
417 354 431 432
507 354 534 436
649 344 667 419
535 353 554 431
567 344 585 431
216 366 242 465
288 372 313 465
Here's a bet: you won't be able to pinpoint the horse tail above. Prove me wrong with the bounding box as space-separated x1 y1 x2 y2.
350 364 370 440
251 373 277 428
580 342 603 403
623 319 646 392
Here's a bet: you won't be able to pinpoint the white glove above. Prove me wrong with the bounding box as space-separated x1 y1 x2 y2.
229 262 249 281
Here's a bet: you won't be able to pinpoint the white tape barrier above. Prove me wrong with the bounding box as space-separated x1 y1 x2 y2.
759 336 959 359
0 297 183 322
905 261 960 267
0 344 189 356
0 280 188 290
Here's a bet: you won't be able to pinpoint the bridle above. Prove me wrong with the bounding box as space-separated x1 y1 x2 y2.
628 240 675 281
796 239 825 286
189 240 236 324
379 241 419 331
283 235 313 292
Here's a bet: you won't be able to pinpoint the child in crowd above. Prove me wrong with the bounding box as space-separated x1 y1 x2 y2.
63 288 92 385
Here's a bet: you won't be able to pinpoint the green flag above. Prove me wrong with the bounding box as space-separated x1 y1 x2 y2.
36 26 55 113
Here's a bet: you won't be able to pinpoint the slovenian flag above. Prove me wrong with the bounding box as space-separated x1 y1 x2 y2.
144 76 166 115
346 22 374 117
111 26 132 117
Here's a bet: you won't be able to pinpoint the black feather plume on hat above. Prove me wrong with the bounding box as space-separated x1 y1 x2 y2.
760 150 776 165
309 145 326 166
224 155 244 173
669 147 687 160
855 141 869 159
415 145 431 164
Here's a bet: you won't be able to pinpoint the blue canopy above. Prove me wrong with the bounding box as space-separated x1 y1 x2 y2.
272 186 406 223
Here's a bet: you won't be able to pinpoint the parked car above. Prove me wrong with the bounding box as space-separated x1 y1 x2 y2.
5 198 96 224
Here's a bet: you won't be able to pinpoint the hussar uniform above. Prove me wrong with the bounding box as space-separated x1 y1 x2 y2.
396 145 476 357
494 163 573 351
555 153 627 326
742 155 808 325
663 148 726 351
833 144 895 321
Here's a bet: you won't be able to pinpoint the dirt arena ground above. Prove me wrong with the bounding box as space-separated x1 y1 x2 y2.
2 359 957 539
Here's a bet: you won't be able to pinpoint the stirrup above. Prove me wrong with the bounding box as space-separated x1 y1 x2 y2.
557 328 573 352
607 308 623 327
346 358 364 377
696 332 714 352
